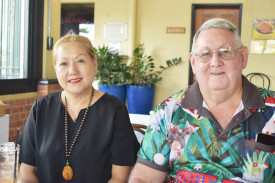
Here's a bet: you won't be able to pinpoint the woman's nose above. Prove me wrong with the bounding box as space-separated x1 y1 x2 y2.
69 62 78 74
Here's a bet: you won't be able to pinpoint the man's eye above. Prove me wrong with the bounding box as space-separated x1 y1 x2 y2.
200 50 211 56
59 62 67 66
219 48 231 54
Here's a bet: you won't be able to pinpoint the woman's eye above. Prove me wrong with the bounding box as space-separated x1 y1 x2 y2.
77 59 85 63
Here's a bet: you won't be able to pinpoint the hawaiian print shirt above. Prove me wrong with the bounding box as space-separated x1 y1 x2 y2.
137 76 275 183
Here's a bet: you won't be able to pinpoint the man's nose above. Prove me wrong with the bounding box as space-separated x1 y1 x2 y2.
210 52 222 66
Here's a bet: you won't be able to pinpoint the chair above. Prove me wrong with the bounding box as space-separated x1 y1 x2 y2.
129 113 150 143
132 123 147 135
132 123 147 144
246 73 270 90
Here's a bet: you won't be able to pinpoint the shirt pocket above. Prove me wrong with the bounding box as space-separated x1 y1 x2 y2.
241 139 275 183
244 139 275 153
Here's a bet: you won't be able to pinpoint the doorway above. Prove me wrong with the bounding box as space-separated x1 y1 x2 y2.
188 4 243 85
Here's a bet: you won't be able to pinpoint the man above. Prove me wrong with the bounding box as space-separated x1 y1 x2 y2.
129 18 275 183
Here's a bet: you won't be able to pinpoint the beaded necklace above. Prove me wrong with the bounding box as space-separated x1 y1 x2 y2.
62 87 94 181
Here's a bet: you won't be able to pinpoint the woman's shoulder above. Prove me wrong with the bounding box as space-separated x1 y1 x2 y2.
34 91 61 106
99 92 125 104
96 92 126 108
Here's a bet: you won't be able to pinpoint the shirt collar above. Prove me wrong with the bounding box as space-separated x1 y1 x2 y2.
242 75 265 109
181 75 265 110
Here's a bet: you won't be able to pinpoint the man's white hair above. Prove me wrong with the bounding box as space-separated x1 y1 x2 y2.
191 18 243 52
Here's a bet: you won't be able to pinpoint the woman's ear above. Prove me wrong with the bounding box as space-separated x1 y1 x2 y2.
93 56 98 73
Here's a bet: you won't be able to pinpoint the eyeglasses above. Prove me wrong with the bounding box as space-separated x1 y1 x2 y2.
194 47 242 63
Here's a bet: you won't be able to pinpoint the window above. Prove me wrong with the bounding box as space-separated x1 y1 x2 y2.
0 0 43 94
0 0 28 79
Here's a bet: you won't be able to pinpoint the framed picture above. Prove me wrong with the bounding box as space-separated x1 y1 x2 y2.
61 4 94 43
104 23 127 41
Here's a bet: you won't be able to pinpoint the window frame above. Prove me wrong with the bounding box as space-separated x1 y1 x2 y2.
0 0 43 95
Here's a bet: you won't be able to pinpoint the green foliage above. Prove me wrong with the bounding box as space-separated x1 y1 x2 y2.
129 43 183 87
95 44 183 87
94 45 130 86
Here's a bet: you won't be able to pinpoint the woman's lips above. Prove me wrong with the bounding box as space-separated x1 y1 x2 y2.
68 78 82 83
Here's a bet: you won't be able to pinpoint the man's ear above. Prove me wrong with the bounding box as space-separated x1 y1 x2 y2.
190 52 196 75
241 46 249 69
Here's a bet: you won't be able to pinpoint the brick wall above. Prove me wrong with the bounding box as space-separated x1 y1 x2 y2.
3 82 61 142
37 83 62 98
4 97 37 142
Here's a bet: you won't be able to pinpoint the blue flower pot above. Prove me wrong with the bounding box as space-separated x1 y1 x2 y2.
127 85 156 114
98 84 126 103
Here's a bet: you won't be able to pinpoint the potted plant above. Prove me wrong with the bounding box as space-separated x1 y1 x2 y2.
94 45 130 103
127 43 182 114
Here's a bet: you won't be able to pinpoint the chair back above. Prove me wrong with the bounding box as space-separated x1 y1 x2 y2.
246 73 270 90
132 123 147 135
132 123 147 144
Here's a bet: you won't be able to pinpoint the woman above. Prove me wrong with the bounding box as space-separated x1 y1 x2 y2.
19 34 139 183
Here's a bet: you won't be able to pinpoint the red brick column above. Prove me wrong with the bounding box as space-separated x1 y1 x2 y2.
37 79 62 97
3 79 61 141
4 97 36 142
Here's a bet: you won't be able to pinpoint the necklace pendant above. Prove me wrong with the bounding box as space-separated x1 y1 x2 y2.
62 161 73 181
63 88 94 181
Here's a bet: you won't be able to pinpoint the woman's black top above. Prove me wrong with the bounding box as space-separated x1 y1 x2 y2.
19 91 139 183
